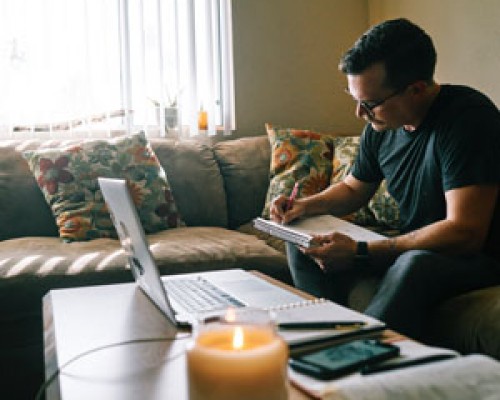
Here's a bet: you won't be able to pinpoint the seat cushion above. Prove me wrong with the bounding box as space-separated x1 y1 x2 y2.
427 286 500 359
345 275 500 360
0 227 290 329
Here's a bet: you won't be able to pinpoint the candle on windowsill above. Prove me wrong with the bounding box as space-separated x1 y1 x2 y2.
186 308 288 400
198 107 208 132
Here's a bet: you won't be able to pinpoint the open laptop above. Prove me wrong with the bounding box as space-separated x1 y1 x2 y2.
98 177 305 327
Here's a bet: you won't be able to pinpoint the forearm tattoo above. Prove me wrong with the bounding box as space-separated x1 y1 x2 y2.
388 237 397 253
386 231 417 254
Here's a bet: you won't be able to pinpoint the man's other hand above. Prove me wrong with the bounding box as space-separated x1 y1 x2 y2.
301 232 357 272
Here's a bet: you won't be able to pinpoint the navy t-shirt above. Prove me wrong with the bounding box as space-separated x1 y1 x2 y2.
351 85 500 252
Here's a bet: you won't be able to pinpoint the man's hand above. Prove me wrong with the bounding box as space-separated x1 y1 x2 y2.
270 195 306 224
301 232 358 272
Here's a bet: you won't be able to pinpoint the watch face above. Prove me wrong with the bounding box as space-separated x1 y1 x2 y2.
356 241 369 257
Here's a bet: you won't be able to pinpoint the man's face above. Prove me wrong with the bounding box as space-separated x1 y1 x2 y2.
346 63 410 132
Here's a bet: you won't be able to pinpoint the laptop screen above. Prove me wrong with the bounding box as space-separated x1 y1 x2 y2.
98 177 179 326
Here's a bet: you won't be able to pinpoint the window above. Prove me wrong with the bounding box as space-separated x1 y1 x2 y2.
0 0 235 139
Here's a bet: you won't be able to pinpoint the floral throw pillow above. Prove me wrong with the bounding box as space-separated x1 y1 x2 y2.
331 136 400 230
262 123 335 218
22 132 183 242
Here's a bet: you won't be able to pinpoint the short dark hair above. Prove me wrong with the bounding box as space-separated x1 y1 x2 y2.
339 18 437 90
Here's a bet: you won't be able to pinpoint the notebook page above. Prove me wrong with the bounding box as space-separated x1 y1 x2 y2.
326 354 500 400
285 215 385 241
271 299 385 347
288 342 496 400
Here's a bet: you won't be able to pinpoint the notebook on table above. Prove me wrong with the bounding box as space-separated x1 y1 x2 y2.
98 177 385 351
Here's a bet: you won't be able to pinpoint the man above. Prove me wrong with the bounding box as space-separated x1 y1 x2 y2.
270 18 500 340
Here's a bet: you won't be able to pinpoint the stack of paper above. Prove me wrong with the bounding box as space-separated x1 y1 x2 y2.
289 340 500 399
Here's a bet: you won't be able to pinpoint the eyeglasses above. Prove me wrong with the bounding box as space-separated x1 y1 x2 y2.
344 87 405 119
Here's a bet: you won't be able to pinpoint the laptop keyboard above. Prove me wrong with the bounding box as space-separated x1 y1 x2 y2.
163 277 245 313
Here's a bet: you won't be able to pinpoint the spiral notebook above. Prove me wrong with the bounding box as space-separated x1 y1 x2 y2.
254 214 386 248
270 298 385 353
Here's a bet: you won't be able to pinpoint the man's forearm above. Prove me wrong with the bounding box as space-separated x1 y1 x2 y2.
303 181 370 217
368 219 486 267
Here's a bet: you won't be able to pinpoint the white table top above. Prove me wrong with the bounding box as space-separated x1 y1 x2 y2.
43 275 312 399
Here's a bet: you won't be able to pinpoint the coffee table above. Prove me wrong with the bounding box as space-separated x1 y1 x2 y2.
42 272 399 399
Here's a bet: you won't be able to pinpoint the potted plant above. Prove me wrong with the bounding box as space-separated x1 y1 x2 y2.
149 87 182 134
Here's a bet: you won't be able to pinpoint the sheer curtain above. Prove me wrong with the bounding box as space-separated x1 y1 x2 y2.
0 0 235 139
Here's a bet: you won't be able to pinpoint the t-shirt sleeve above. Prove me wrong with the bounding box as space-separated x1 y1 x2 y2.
351 125 384 183
438 106 500 191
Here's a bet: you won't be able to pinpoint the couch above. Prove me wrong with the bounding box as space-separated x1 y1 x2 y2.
1 134 500 398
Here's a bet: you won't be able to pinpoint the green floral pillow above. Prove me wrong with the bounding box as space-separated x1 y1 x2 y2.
23 132 183 242
331 136 400 230
262 123 335 218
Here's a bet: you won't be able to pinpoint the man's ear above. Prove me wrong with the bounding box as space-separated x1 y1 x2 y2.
410 81 428 95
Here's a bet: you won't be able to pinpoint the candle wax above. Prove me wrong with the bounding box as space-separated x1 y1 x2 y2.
187 325 288 400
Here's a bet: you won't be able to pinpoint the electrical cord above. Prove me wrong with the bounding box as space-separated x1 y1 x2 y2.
35 333 192 400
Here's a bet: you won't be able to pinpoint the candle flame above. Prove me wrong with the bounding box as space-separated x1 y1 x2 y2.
233 326 244 349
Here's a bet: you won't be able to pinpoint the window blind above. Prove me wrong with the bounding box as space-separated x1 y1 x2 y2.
0 0 235 139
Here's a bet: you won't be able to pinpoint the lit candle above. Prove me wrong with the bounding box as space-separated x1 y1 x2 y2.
198 107 208 131
187 309 289 400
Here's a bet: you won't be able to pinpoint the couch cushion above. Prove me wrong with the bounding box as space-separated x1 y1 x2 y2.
151 138 228 227
22 132 183 241
237 222 286 254
0 227 289 325
214 136 271 229
344 274 500 360
427 286 500 359
0 141 59 240
261 123 334 218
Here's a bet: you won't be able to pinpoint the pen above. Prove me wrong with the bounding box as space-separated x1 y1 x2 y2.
360 353 457 375
285 182 300 211
278 321 366 330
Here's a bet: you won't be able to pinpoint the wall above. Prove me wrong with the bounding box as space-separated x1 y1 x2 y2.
231 0 368 138
368 0 500 106
230 0 499 139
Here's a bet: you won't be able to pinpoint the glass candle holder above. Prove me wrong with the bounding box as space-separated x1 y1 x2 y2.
186 308 289 400
164 106 178 132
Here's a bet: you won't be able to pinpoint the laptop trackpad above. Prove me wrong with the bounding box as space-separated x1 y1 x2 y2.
218 279 303 308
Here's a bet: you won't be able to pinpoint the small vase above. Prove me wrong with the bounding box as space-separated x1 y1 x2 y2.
164 107 178 132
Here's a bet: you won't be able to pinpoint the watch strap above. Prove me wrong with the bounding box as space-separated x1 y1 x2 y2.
354 241 369 267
